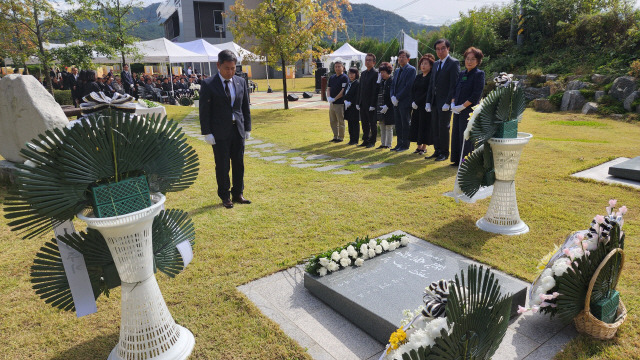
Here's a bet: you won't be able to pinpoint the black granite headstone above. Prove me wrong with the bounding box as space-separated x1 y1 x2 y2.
304 231 528 344
608 157 640 182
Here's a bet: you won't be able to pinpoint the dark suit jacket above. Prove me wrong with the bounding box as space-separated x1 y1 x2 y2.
453 67 485 106
121 71 134 88
390 63 416 108
358 68 378 107
426 56 460 107
343 79 360 120
199 74 251 141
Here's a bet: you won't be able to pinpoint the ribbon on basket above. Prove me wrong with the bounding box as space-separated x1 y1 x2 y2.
80 91 137 114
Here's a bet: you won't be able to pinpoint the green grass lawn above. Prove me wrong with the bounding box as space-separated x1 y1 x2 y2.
1 108 639 359
252 77 315 92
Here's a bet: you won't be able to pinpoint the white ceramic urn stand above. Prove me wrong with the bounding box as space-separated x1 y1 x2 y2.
476 132 533 235
78 194 195 360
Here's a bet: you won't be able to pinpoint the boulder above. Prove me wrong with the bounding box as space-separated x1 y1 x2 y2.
566 80 588 91
623 91 639 112
533 99 556 113
523 86 550 102
582 102 598 115
548 81 565 95
609 76 637 102
591 74 610 85
561 90 587 111
545 74 559 82
595 91 605 102
0 75 68 163
611 114 625 120
566 75 582 82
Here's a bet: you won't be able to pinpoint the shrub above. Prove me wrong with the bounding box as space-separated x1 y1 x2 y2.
525 68 546 86
603 83 613 93
53 90 73 105
548 91 565 108
597 95 626 115
628 60 640 78
579 89 595 101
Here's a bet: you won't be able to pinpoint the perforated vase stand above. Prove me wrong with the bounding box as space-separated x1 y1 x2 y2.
476 132 532 235
78 193 195 360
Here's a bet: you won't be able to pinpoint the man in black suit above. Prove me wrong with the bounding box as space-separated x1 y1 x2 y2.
65 67 80 107
199 50 252 209
357 53 379 148
121 64 135 96
425 39 460 161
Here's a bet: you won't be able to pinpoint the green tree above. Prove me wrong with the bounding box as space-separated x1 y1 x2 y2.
228 0 351 109
50 43 96 70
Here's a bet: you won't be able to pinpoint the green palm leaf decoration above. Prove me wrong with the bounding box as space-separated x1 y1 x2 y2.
4 111 199 239
495 84 526 123
152 209 196 277
590 251 622 306
469 87 503 147
30 209 195 311
457 145 495 198
425 265 511 360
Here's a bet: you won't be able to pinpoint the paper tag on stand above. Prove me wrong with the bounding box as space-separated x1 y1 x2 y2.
54 221 98 317
176 240 193 268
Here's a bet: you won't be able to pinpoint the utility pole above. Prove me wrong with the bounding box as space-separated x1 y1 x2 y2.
362 17 365 39
517 0 524 46
510 0 518 42
383 20 386 42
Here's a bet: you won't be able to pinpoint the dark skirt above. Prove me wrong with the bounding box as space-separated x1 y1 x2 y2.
410 107 433 145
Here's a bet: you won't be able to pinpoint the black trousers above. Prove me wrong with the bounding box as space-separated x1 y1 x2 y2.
450 108 474 163
345 107 360 143
432 106 453 157
212 127 245 201
359 106 377 144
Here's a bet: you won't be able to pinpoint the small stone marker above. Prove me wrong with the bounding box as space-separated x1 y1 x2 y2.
361 162 393 169
348 160 367 165
608 156 640 181
332 170 355 175
306 154 331 161
329 158 348 162
313 164 344 172
276 149 302 154
253 143 275 149
291 163 322 168
260 155 286 161
245 139 263 145
304 231 528 344
289 156 305 161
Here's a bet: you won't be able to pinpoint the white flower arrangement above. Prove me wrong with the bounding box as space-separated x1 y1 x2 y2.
305 234 407 277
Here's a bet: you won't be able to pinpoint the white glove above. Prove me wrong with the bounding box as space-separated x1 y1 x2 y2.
391 96 399 107
356 105 360 111
411 102 418 110
442 103 450 112
344 100 351 110
245 131 251 140
452 104 466 114
368 106 375 111
328 97 335 103
425 103 432 112
204 134 216 145
380 105 388 114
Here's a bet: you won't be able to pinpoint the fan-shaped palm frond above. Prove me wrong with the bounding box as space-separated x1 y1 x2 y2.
425 265 511 360
4 111 199 239
457 146 486 198
495 84 526 123
152 209 196 277
590 251 622 306
469 87 504 147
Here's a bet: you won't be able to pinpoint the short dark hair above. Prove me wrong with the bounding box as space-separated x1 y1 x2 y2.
365 53 376 62
419 54 435 68
378 62 393 75
434 39 451 49
463 47 484 66
334 61 344 66
218 50 237 65
348 67 359 79
398 49 410 59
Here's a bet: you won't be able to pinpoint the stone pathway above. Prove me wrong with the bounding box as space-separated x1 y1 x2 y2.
178 112 398 176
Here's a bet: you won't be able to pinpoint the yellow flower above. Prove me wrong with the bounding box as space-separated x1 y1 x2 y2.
536 245 559 272
387 328 407 352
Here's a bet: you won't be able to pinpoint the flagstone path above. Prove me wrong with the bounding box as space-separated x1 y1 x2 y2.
179 111 394 176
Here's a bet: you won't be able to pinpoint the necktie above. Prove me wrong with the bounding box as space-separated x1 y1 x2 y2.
439 61 444 72
224 79 231 103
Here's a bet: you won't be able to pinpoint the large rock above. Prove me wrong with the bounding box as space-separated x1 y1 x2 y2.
0 75 68 163
609 76 637 102
582 102 598 114
545 74 559 82
548 81 564 95
523 86 550 102
595 91 605 102
591 74 610 85
623 91 639 112
561 90 587 111
533 99 556 113
566 80 589 91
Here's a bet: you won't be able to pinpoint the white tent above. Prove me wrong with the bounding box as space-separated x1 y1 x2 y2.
175 39 222 62
321 43 367 69
94 38 209 64
215 42 266 63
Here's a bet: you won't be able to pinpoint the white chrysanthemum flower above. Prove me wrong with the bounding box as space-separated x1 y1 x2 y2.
375 245 383 254
361 251 369 260
541 268 553 278
318 267 327 277
552 257 572 277
327 261 339 272
464 101 483 140
346 245 355 253
348 249 358 258
381 240 389 251
340 258 351 267
368 239 378 248
355 258 364 266
331 251 341 262
360 244 368 255
340 249 349 259
400 237 409 246
389 242 397 251
368 249 376 258
540 275 556 292
318 257 330 267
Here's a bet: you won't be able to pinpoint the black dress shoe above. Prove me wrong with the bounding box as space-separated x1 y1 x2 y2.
376 145 385 149
357 142 368 147
335 139 343 142
232 195 252 204
222 199 234 208
426 153 439 159
330 138 338 142
347 141 357 145
435 154 448 161
396 147 409 152
390 147 399 151
366 143 375 148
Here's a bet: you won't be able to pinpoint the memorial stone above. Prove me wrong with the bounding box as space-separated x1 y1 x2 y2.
304 232 528 344
608 156 640 182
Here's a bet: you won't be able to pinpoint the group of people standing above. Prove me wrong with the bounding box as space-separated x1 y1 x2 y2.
326 39 486 166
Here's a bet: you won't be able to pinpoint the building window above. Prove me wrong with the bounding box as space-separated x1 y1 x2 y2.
164 11 180 40
194 1 226 39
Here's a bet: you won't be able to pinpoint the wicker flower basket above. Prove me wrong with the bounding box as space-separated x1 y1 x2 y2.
573 248 627 340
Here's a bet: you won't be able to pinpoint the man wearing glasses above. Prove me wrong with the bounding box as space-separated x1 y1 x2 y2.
390 49 416 152
357 53 379 148
425 39 460 161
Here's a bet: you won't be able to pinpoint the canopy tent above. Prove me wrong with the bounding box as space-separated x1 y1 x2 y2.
93 38 209 64
321 42 367 70
175 39 222 62
214 42 266 63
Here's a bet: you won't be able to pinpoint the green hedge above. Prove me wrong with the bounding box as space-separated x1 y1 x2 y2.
53 90 73 106
548 91 565 108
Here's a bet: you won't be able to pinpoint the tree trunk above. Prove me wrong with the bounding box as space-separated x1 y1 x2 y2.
281 56 288 110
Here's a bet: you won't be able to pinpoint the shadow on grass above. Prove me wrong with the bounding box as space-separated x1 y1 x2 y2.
50 333 119 360
430 217 497 257
188 203 224 216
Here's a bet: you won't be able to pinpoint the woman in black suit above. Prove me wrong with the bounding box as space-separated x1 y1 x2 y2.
82 70 101 98
376 62 395 149
343 67 361 145
450 47 485 166
409 54 435 155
